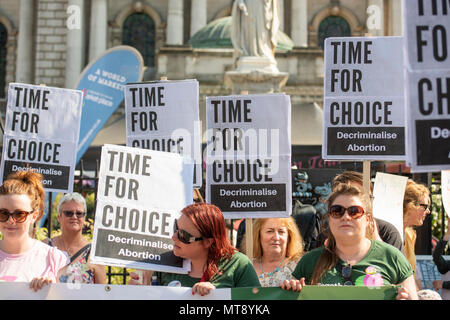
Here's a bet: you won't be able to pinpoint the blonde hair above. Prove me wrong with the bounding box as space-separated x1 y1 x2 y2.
310 184 375 284
0 170 46 221
250 217 304 263
403 179 430 219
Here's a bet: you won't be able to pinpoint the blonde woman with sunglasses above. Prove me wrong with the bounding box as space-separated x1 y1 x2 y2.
282 184 418 300
0 171 69 291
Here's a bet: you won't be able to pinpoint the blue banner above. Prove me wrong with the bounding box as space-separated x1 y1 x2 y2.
75 46 144 164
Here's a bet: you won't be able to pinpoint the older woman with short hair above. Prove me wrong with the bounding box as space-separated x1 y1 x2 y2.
44 192 106 284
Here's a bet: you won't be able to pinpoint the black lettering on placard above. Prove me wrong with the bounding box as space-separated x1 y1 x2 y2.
11 111 39 133
104 176 139 200
107 150 151 176
100 204 171 235
416 25 448 62
415 119 450 165
210 184 286 212
130 111 158 131
211 128 244 151
327 127 405 156
129 86 165 107
7 138 61 163
131 137 184 153
329 101 393 125
2 160 70 190
418 0 450 16
212 159 273 183
418 77 450 115
211 99 252 123
14 87 50 110
330 69 362 92
94 228 183 267
330 41 373 64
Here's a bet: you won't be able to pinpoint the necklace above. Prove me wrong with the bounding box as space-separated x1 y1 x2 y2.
259 257 286 279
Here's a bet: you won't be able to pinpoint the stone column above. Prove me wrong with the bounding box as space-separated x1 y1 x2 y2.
66 0 85 88
367 0 384 36
190 0 207 37
278 0 284 31
291 0 307 47
89 0 107 61
167 0 184 45
16 0 35 83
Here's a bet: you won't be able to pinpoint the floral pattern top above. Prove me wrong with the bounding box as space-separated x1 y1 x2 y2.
254 259 299 287
48 240 95 284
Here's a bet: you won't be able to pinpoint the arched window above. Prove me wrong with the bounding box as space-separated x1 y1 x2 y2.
318 16 351 50
122 13 155 68
0 23 7 98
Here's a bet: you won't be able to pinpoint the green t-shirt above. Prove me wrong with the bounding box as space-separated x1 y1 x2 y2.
154 251 261 288
292 240 413 286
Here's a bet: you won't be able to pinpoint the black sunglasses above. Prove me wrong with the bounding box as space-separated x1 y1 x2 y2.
339 263 354 286
419 203 430 211
173 219 204 244
0 209 34 223
62 210 86 218
329 205 365 219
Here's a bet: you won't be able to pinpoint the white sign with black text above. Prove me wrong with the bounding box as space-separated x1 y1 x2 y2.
90 144 193 273
403 0 450 172
205 94 292 219
322 37 406 161
124 79 202 188
0 83 83 192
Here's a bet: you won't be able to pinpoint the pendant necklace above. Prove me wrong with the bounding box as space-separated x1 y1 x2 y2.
259 257 286 279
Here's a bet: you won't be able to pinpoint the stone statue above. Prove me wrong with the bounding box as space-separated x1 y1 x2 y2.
231 0 279 65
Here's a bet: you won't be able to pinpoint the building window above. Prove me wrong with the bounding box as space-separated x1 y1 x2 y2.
318 16 351 50
0 23 7 98
122 13 155 67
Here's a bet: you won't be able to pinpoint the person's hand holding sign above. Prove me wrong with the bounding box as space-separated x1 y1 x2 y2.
281 277 305 292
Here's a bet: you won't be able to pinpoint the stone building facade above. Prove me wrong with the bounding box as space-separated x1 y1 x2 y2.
0 0 403 164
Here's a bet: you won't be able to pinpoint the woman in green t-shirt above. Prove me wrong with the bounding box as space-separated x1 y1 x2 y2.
281 184 418 300
129 202 260 296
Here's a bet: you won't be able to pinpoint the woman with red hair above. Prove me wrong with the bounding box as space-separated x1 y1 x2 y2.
129 203 260 295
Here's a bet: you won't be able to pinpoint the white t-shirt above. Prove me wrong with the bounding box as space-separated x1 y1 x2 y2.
0 239 70 282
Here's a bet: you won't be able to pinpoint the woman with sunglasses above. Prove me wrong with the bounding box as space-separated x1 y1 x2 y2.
282 184 418 300
403 179 431 290
129 203 260 295
43 193 106 284
0 171 69 291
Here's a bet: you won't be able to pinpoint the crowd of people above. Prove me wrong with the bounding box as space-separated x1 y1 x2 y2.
0 169 448 300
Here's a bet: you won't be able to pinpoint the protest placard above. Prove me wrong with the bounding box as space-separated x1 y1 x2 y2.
205 94 291 219
322 36 406 160
403 0 450 172
124 79 202 188
90 144 193 273
0 83 83 193
443 170 450 216
372 172 408 242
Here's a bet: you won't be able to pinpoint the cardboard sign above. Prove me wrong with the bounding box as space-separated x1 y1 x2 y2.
0 83 83 192
124 80 202 188
90 144 193 273
372 172 408 242
403 0 450 172
322 37 406 160
205 94 292 219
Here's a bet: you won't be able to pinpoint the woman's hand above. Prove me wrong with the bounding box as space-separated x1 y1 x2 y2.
128 270 153 285
29 277 53 292
192 281 216 296
281 277 306 292
433 280 443 291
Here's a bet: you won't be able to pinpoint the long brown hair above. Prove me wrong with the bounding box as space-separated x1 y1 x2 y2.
310 184 374 284
181 203 236 281
0 170 46 221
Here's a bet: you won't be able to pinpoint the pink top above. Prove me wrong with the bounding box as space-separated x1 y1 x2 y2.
0 239 70 283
